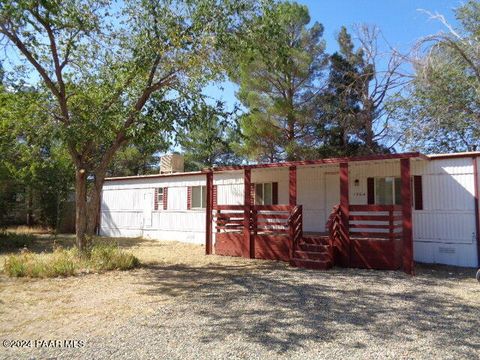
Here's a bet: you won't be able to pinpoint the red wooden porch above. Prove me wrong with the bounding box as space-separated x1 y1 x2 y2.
204 156 416 275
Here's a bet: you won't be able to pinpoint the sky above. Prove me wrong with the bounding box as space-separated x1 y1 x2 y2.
204 0 462 109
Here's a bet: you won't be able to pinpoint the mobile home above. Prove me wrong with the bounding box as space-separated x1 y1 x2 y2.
100 151 480 273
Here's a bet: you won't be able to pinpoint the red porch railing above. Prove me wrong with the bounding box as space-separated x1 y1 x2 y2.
213 205 246 233
348 205 403 239
327 204 404 270
213 204 303 261
326 205 346 247
287 205 303 259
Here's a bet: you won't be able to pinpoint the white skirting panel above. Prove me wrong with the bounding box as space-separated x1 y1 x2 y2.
414 241 478 267
142 229 205 244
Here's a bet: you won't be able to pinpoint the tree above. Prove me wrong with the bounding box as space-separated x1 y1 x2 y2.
107 146 162 177
178 102 242 170
0 85 74 229
320 26 402 156
0 0 255 249
228 1 328 162
393 1 480 152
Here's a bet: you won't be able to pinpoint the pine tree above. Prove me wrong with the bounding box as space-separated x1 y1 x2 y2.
228 1 328 162
178 102 242 170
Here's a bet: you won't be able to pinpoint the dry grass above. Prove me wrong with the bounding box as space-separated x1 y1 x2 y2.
5 225 53 235
0 236 262 340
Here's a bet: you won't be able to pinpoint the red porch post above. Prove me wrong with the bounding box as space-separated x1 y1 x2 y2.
244 168 253 258
401 158 414 275
289 166 297 206
339 162 350 266
205 171 213 255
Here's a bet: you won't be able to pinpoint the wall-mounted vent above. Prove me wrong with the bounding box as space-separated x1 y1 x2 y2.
439 247 455 254
160 154 184 174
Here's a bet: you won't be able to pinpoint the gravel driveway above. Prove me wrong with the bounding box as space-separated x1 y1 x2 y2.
1 238 479 359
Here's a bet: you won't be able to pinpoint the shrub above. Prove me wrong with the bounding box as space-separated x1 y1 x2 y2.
4 248 77 278
89 243 139 271
3 242 139 278
4 253 28 277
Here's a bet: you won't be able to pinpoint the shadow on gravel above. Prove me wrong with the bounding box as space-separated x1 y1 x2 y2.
139 261 480 357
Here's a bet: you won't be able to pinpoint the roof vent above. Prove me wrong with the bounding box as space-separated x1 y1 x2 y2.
160 154 184 174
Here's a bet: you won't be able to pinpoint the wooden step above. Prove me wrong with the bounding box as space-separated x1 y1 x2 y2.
294 250 331 261
290 258 333 270
298 243 330 252
301 236 330 245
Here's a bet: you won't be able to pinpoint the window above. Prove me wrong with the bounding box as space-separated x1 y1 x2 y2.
375 177 402 205
255 182 273 205
191 186 206 209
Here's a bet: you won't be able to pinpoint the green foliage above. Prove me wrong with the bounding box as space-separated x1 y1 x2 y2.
0 0 258 244
178 102 242 170
3 242 139 278
228 1 328 162
392 1 480 152
0 85 74 228
108 145 162 177
4 248 77 278
88 243 140 271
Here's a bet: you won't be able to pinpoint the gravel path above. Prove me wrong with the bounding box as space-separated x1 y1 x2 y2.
1 239 479 359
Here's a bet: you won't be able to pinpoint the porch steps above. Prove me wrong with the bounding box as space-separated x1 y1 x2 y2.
290 236 334 270
293 250 329 260
298 243 329 252
290 258 333 270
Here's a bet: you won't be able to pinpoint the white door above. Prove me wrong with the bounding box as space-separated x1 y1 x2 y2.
324 173 340 225
143 189 154 228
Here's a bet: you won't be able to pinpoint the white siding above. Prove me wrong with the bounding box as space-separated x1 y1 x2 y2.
167 186 187 210
214 171 244 205
411 157 478 267
100 174 207 244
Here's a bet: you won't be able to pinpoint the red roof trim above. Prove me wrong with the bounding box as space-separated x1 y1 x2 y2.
104 171 205 182
212 152 426 172
105 152 430 182
426 152 480 160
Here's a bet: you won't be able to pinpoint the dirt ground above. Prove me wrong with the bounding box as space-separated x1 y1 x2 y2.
0 236 261 339
0 236 479 359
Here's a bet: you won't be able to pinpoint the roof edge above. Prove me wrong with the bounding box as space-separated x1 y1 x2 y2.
426 151 480 160
104 170 205 182
104 151 480 182
212 152 425 172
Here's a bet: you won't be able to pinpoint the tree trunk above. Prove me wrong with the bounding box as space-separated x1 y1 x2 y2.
26 186 33 226
75 168 88 250
86 173 106 236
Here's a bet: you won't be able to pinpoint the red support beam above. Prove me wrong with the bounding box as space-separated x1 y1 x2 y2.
289 166 297 206
205 171 213 255
472 157 480 268
338 162 350 267
401 158 414 275
243 168 253 258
